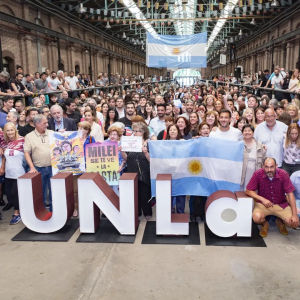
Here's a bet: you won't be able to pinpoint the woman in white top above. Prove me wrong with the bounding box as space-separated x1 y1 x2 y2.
0 123 25 225
84 109 104 142
288 70 299 99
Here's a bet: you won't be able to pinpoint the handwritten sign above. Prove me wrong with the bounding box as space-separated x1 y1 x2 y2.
121 136 142 152
85 141 120 185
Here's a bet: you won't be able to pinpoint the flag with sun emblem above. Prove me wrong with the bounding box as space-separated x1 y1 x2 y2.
146 32 207 68
149 138 244 197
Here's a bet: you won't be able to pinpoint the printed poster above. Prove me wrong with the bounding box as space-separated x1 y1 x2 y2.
49 131 85 175
85 141 120 185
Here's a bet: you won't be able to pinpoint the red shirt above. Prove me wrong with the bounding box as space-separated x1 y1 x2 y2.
246 168 295 208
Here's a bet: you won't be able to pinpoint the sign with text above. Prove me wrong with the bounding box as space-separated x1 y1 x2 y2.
49 131 85 176
121 136 142 152
85 141 120 185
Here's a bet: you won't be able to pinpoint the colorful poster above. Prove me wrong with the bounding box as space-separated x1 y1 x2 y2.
85 141 120 185
49 131 85 176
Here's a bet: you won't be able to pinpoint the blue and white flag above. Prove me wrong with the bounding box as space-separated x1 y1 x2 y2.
149 138 244 197
146 32 207 68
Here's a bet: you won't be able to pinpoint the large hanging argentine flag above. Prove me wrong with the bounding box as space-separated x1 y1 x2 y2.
149 138 244 197
146 32 207 68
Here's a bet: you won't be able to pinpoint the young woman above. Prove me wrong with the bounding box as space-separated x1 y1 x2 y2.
121 122 152 220
145 101 154 125
240 124 266 191
84 109 104 142
0 123 25 224
101 102 109 122
214 100 224 113
104 108 119 138
236 117 249 131
204 111 219 131
176 116 192 140
196 104 207 123
189 112 200 137
242 108 256 127
282 123 300 176
255 107 265 126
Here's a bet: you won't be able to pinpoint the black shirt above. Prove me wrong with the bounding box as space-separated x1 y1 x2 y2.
0 81 10 93
66 112 81 125
19 123 35 137
9 78 25 92
0 108 8 114
119 117 132 128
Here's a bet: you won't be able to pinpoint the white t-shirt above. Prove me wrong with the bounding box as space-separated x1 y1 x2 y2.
46 77 61 92
209 127 243 141
271 74 283 89
65 76 78 90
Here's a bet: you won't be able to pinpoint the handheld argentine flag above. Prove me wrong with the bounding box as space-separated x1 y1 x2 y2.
149 138 244 197
146 32 207 68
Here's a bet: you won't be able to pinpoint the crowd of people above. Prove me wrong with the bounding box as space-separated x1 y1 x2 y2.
0 65 299 238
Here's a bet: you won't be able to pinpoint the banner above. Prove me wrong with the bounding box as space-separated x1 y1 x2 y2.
49 131 85 176
146 32 207 68
149 138 244 197
85 141 120 185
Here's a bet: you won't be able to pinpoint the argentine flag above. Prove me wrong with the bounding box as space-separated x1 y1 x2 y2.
146 32 207 68
149 138 244 197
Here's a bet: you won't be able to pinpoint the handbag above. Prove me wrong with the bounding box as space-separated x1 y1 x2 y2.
136 156 151 186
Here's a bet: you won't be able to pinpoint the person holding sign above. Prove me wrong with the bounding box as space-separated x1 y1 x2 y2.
121 122 152 220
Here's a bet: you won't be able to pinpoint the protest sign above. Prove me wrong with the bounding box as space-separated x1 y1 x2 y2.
85 141 120 185
49 131 85 175
121 136 142 152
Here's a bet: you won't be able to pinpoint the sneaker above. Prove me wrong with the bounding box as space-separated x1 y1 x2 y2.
10 214 21 225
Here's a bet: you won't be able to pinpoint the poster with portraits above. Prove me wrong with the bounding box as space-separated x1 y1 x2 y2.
49 131 85 176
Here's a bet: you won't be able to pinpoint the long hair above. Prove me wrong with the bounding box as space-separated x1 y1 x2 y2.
166 124 182 140
285 123 300 149
105 107 119 131
175 116 191 135
243 108 256 127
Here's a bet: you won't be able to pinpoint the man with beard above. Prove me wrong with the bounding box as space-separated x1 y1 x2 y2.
47 105 77 131
209 109 242 140
246 157 299 237
149 103 166 136
271 68 284 101
119 101 135 135
180 100 194 120
46 71 63 92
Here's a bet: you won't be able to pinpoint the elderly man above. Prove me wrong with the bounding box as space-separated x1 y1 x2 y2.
47 105 77 131
6 111 19 128
254 108 287 168
246 157 299 237
24 115 53 211
0 71 14 96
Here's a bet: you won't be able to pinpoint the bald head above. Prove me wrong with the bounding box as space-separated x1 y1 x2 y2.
265 108 276 127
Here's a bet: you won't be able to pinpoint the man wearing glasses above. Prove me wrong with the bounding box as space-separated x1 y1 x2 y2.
254 108 287 168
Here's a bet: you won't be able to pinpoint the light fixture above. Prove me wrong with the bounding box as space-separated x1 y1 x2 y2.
122 32 126 38
271 0 280 7
250 18 256 25
77 3 86 13
238 29 242 36
105 21 111 29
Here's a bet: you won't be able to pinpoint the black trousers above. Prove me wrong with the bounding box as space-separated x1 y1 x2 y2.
138 180 152 217
5 178 19 210
282 161 300 177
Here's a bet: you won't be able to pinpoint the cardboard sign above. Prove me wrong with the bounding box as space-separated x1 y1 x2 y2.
49 131 85 176
85 141 120 185
121 136 142 152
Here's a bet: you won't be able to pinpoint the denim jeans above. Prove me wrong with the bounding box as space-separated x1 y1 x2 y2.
35 166 53 212
172 196 186 214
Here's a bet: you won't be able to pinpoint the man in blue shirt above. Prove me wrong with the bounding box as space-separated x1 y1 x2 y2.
290 170 300 229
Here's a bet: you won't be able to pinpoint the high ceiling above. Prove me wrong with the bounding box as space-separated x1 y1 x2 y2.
39 0 298 58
